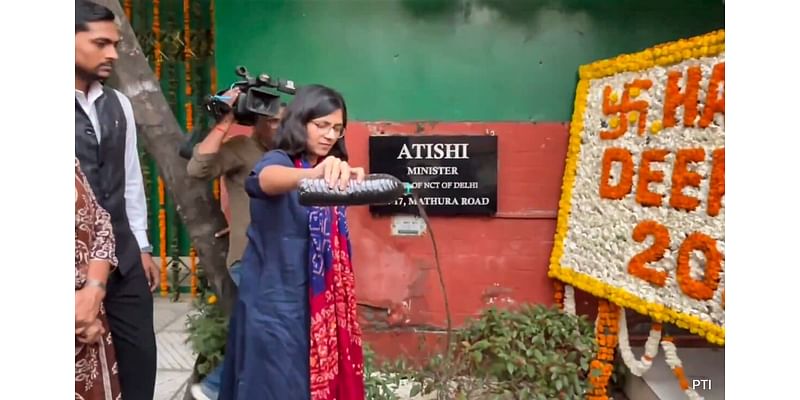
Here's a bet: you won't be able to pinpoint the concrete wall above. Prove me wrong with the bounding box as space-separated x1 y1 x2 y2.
216 0 724 122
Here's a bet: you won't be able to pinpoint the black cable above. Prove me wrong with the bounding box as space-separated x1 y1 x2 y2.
411 191 453 365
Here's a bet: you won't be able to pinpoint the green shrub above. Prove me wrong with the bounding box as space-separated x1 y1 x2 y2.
409 305 598 400
364 343 409 400
185 293 228 376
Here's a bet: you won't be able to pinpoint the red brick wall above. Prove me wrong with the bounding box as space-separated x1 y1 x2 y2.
338 122 570 358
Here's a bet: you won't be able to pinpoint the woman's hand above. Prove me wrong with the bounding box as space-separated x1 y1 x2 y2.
75 286 104 330
76 319 105 344
314 157 365 190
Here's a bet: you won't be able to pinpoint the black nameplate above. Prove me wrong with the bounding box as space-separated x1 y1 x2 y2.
369 135 498 216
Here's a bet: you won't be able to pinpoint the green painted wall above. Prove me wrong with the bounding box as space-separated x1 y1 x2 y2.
215 0 723 122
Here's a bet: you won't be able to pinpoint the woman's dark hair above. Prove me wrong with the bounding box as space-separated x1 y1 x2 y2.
76 0 115 33
273 84 349 161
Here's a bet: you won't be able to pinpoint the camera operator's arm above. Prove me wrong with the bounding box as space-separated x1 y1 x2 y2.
187 88 240 179
196 113 235 155
186 114 235 179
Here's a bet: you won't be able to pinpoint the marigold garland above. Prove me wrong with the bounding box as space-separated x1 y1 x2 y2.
153 0 168 298
578 30 724 79
123 0 132 21
183 0 193 134
190 247 197 297
210 0 221 201
661 338 705 400
152 0 162 78
213 179 221 200
183 0 198 297
553 280 564 309
183 0 192 94
158 177 168 297
553 281 576 314
549 29 725 346
552 267 724 344
588 300 619 400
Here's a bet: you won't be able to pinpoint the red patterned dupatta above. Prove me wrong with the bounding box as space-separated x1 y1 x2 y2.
295 158 365 400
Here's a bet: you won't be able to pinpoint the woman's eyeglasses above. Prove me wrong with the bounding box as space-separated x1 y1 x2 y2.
310 120 345 138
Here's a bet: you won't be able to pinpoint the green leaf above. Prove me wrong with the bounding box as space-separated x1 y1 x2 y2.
472 339 491 351
533 348 545 363
565 351 578 363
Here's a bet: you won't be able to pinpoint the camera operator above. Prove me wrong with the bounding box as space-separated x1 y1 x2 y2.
188 88 285 267
187 87 285 400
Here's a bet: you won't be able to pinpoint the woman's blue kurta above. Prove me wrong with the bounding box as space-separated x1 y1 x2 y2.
219 150 311 400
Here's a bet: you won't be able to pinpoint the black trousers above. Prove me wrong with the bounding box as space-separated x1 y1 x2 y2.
105 263 157 400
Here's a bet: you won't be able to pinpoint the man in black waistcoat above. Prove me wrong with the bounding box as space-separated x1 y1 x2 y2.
75 1 159 398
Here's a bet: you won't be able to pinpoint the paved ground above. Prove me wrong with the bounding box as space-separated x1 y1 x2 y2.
149 296 635 400
149 295 424 400
153 296 195 400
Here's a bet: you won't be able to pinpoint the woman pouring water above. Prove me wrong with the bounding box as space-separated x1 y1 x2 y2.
219 84 367 400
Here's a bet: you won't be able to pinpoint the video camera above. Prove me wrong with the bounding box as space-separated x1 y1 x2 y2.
204 65 296 126
179 66 296 160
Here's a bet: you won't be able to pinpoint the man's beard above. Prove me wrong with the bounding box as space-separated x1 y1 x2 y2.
76 65 109 84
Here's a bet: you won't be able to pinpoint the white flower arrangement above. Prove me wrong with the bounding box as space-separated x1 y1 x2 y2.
563 284 576 315
617 308 661 376
549 30 725 345
661 340 705 400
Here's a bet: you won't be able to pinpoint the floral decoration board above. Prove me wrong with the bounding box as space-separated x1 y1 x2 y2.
549 30 725 345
